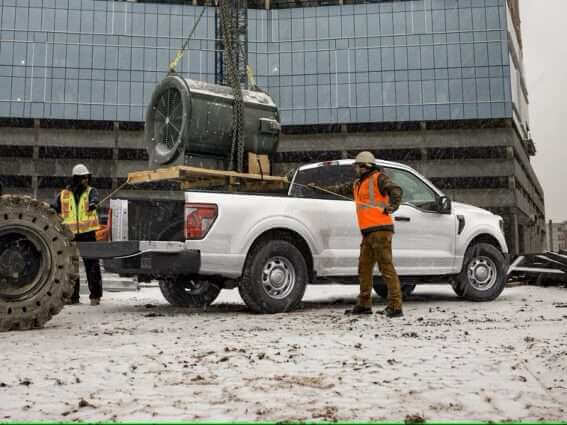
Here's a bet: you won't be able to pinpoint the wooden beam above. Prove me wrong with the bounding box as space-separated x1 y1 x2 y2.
176 165 285 182
127 167 183 184
127 164 288 186
247 152 270 176
181 178 226 190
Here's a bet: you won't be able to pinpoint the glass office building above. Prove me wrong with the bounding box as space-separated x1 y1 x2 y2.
0 1 216 121
0 0 527 133
0 0 545 254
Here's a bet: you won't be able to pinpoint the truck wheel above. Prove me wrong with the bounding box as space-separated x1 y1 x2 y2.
239 240 308 313
455 243 506 301
159 277 221 307
372 281 415 299
0 195 78 332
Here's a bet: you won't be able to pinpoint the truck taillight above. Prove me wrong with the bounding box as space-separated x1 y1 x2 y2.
185 203 218 240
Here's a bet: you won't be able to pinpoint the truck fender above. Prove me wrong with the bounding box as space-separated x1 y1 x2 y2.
456 226 507 271
239 216 321 265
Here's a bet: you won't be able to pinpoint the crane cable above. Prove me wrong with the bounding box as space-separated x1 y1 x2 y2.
168 6 208 74
219 0 245 172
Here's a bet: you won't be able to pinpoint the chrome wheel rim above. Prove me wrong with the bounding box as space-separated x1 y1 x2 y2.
467 256 497 291
261 256 296 300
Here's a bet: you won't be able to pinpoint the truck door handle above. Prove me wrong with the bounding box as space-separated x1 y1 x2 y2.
395 216 411 222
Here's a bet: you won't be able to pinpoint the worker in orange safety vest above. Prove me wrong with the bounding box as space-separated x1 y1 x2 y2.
314 151 404 317
347 151 404 317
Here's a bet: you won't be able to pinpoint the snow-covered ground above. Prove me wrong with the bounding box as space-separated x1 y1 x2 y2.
1 284 566 422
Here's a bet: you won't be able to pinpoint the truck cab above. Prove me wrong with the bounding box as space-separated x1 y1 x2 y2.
290 159 507 279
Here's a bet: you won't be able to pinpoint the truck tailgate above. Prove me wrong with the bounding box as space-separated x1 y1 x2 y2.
112 198 185 242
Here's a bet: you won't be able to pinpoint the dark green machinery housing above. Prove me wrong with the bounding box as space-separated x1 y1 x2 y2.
145 74 281 168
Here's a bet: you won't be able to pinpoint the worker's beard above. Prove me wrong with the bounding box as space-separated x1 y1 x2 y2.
355 166 368 178
72 176 88 191
72 176 81 189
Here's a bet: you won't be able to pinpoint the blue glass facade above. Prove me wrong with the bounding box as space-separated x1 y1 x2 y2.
0 0 512 125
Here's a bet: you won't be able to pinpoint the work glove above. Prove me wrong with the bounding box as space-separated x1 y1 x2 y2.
383 206 396 215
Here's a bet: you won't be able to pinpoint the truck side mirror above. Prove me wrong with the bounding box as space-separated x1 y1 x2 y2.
438 196 451 214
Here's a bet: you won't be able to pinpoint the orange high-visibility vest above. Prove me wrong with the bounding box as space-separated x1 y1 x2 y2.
353 171 393 231
60 188 99 235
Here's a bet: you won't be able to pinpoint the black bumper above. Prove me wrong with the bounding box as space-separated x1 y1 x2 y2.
78 241 140 259
78 242 200 276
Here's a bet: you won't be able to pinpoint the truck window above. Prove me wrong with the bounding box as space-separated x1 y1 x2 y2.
290 164 354 200
384 167 437 211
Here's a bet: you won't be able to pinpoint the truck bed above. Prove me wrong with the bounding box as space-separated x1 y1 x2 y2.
113 187 290 243
113 198 185 242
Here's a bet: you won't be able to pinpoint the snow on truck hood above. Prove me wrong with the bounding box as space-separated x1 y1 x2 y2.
452 201 495 217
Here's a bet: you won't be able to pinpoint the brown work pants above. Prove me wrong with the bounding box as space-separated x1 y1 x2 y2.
358 230 402 311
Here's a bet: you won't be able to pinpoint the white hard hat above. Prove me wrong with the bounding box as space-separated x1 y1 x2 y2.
72 164 90 176
354 151 376 166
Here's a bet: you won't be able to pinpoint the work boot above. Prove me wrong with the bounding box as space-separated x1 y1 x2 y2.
377 307 403 318
90 298 100 306
345 305 373 315
66 298 80 305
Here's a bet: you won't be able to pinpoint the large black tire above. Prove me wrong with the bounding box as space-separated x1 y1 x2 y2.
0 195 79 331
454 243 506 301
372 280 416 300
239 240 308 313
159 276 221 307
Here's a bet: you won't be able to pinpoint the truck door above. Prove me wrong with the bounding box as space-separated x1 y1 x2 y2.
384 167 456 275
290 163 360 276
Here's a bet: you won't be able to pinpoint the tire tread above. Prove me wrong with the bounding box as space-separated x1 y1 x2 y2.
0 195 78 332
238 239 308 314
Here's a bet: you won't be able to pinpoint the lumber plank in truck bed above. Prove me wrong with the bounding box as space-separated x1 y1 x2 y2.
127 165 287 187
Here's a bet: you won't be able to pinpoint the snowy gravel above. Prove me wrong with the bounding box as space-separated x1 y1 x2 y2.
1 284 566 422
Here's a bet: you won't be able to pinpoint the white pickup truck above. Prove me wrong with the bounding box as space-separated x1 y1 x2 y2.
102 159 509 313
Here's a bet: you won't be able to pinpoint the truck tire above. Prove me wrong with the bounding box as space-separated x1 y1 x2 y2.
159 277 221 307
451 282 465 298
239 240 308 313
372 281 416 299
0 195 79 331
454 243 506 301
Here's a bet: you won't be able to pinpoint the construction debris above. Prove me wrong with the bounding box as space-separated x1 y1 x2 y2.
508 250 567 286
